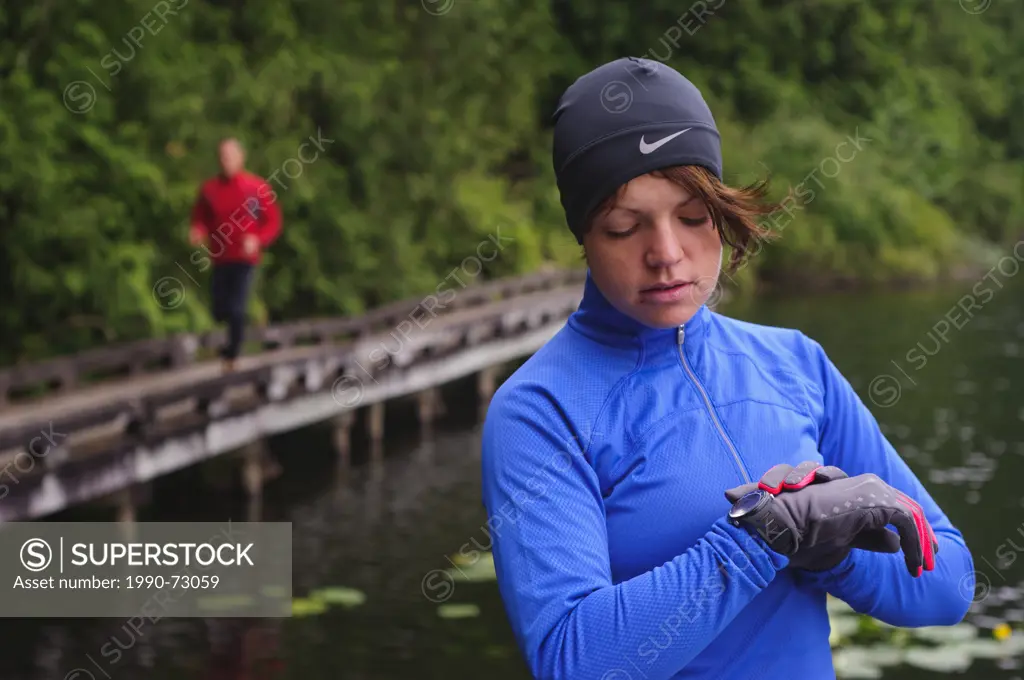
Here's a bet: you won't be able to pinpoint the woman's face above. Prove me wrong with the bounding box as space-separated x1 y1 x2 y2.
583 172 722 329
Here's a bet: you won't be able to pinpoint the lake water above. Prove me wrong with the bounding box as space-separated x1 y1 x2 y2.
4 272 1024 679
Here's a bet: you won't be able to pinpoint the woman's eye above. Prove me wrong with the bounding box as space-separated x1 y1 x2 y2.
607 225 638 238
679 215 709 227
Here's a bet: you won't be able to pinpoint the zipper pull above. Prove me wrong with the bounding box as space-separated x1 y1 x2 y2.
676 326 685 345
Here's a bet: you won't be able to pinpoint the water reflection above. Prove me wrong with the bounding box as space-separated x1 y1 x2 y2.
204 620 285 680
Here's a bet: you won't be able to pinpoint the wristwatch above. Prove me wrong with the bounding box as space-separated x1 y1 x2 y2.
728 489 773 528
727 489 796 554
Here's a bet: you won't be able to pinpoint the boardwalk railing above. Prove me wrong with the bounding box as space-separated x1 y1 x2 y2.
0 269 586 457
0 268 586 408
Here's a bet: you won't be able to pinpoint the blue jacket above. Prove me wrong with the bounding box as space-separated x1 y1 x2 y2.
480 272 974 680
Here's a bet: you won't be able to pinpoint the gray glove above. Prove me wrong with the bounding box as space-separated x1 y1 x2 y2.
725 461 938 577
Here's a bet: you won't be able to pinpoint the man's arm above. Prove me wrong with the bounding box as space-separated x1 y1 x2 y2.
189 187 213 244
253 179 281 246
796 336 974 627
481 381 790 680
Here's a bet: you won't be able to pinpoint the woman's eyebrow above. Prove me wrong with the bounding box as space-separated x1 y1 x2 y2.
614 197 698 215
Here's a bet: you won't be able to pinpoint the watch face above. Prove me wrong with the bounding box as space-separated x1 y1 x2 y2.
729 490 767 519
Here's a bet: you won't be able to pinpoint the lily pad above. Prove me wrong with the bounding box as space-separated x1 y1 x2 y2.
909 622 978 644
449 552 477 567
861 644 904 667
827 595 856 616
904 646 973 672
829 615 861 644
292 597 328 617
971 613 1007 629
958 634 1024 658
437 603 481 619
832 648 883 678
445 552 496 583
310 586 367 608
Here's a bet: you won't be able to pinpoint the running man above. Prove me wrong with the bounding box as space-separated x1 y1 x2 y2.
189 138 282 371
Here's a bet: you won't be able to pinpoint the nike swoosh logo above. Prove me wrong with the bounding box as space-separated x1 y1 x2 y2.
639 128 692 154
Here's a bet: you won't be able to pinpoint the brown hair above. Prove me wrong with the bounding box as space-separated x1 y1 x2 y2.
586 165 787 273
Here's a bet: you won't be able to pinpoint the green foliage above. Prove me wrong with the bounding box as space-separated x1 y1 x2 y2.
1 0 1022 363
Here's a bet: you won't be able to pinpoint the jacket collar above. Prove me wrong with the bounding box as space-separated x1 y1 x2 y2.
217 171 245 184
568 270 710 368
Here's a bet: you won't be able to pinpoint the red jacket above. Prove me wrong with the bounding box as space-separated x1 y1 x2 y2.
190 171 282 265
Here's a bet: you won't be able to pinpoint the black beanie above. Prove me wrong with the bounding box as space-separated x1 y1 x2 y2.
552 57 722 244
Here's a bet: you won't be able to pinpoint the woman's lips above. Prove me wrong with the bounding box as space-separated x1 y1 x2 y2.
639 282 694 304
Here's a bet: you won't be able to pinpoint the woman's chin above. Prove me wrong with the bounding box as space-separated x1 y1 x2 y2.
634 301 698 329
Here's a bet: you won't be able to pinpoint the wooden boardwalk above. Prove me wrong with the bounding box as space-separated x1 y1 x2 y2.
0 269 586 522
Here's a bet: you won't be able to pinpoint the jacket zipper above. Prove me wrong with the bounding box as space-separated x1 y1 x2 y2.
677 326 751 484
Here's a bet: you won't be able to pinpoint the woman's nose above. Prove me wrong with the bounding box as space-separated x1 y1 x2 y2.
644 221 684 268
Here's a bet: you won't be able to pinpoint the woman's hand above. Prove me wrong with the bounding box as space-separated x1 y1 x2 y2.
724 461 939 577
725 462 866 571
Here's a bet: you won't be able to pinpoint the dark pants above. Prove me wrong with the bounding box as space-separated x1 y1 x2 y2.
211 262 254 360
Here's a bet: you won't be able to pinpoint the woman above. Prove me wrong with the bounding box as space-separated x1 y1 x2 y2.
480 57 974 680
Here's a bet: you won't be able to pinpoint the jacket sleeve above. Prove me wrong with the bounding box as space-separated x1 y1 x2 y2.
480 381 790 680
795 336 974 627
254 179 282 246
190 187 212 234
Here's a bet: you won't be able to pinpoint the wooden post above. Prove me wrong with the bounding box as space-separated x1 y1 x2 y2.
115 488 136 524
332 411 356 466
247 493 261 523
416 387 439 439
477 366 498 421
434 387 447 418
100 486 149 531
366 455 385 523
113 493 139 588
367 402 385 461
241 440 267 522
